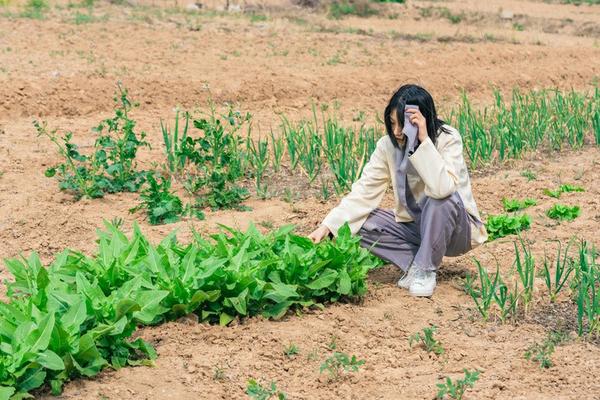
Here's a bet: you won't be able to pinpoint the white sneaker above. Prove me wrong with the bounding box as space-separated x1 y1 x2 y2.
409 270 437 297
397 267 416 289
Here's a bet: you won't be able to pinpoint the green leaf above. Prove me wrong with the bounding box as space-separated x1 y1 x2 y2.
27 313 55 354
226 288 248 315
306 269 338 290
17 369 46 392
0 387 15 400
219 313 235 326
337 270 352 295
37 350 65 371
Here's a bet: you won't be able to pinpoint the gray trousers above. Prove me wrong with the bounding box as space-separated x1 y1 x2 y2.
358 193 472 272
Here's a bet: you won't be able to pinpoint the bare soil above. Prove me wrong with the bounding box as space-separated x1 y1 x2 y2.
1 0 600 399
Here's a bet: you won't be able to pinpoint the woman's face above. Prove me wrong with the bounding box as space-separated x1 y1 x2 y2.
390 110 405 143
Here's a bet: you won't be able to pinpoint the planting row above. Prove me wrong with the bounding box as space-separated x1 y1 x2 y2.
466 237 599 336
37 85 600 225
0 222 380 398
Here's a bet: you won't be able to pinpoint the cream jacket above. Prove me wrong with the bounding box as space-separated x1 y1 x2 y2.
321 125 488 248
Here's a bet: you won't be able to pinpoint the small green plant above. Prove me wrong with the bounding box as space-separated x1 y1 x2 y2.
524 330 570 369
179 104 252 211
246 379 287 400
130 174 184 225
213 365 226 381
559 184 585 193
502 198 537 212
409 326 444 355
284 343 299 358
546 204 581 221
328 335 338 350
436 369 480 400
520 170 537 181
544 184 584 199
485 214 531 241
22 0 48 19
329 0 377 19
320 352 365 380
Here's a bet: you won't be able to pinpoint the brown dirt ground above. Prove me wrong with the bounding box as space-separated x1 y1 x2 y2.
1 0 600 399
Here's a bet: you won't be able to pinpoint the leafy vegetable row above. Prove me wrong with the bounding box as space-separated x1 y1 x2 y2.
0 222 380 399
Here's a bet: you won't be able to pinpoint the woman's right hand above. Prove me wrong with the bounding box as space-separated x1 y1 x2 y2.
308 225 331 244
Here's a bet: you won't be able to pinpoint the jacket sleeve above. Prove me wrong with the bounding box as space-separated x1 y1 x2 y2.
408 132 462 199
321 138 390 236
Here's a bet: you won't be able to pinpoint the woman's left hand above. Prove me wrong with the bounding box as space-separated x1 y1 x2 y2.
405 108 428 143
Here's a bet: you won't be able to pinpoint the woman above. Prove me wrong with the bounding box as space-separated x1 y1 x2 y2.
308 84 487 297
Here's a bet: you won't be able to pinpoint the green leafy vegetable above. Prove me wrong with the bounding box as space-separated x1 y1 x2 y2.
502 198 537 212
0 222 379 397
546 204 581 221
485 214 532 241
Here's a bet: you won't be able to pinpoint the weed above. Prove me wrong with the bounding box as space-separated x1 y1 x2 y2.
328 335 338 350
38 85 150 199
524 330 570 369
306 349 319 361
436 369 480 400
329 0 378 19
213 365 226 381
284 343 299 358
21 0 48 19
320 352 365 380
546 204 581 221
409 326 444 355
130 174 184 225
520 170 537 181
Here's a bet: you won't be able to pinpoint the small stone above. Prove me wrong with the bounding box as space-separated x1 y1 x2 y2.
500 10 514 20
186 3 201 11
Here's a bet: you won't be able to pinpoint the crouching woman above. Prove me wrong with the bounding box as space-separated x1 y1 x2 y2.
308 84 487 297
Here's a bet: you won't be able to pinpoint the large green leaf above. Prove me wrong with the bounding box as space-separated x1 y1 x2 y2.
36 350 65 371
306 269 338 290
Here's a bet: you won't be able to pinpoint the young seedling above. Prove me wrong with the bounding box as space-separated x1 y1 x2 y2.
520 170 537 181
409 326 444 355
546 204 581 221
320 352 365 380
524 330 570 369
283 343 299 358
502 198 537 212
213 364 227 381
436 369 480 400
246 379 287 400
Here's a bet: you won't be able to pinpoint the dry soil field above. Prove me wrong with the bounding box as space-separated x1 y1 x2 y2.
1 0 600 399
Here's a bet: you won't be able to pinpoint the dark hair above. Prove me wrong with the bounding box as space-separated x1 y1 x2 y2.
384 84 451 148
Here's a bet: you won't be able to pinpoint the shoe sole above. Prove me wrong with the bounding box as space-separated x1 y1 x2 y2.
409 288 435 297
397 280 412 289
